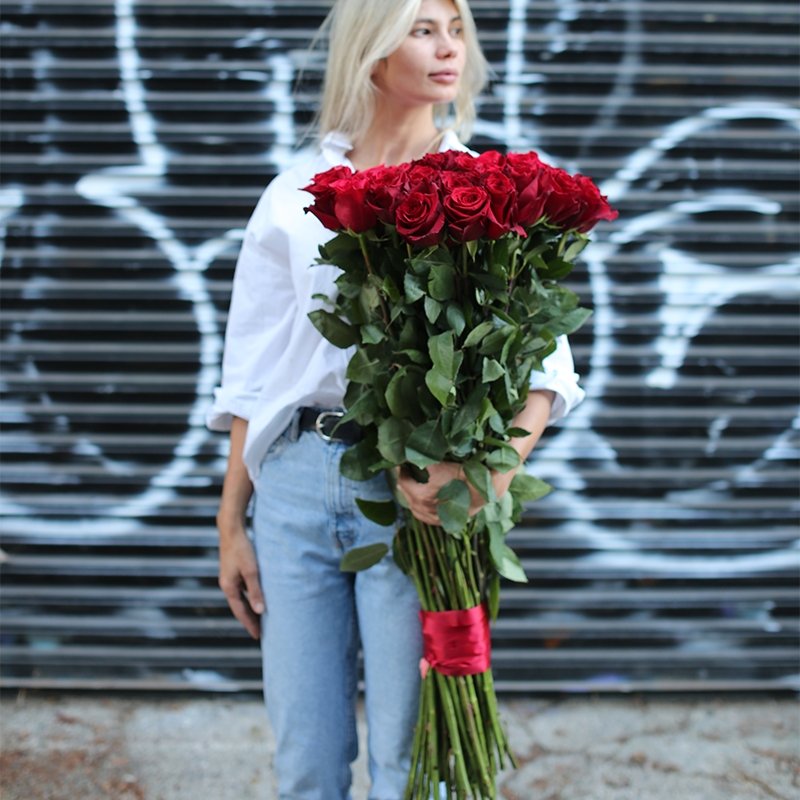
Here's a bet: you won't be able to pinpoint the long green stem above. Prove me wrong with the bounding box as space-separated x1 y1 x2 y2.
434 671 471 797
358 233 391 329
402 515 518 798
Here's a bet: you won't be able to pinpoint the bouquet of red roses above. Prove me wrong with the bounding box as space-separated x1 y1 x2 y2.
304 149 616 799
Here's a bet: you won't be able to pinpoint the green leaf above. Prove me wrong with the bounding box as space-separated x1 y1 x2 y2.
405 420 448 468
547 307 593 337
451 384 484 435
563 235 589 262
487 572 501 620
360 323 385 344
335 272 364 299
428 263 456 301
341 382 380 426
506 426 532 438
424 295 442 323
486 445 521 473
478 398 498 426
339 434 380 481
403 272 425 302
398 317 418 349
436 479 471 536
509 473 553 502
479 326 513 356
425 368 456 407
463 458 494 503
318 232 363 268
428 330 455 373
346 348 381 384
463 320 494 348
488 531 528 583
307 309 359 349
340 543 389 572
445 304 466 336
481 358 505 383
381 274 401 303
425 331 462 407
385 368 421 419
538 256 573 280
501 327 519 363
354 498 397 526
377 417 411 465
399 348 427 365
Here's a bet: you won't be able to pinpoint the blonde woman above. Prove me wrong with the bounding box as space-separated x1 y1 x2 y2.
207 1 584 797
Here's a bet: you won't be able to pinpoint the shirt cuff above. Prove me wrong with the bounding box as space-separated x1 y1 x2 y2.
205 387 257 432
528 366 586 426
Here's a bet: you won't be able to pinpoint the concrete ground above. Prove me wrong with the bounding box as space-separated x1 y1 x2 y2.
0 692 797 800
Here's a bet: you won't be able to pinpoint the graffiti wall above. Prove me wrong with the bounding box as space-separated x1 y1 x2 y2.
1 0 798 692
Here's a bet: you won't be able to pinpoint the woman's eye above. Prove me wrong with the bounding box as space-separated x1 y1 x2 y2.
412 27 431 37
450 26 463 37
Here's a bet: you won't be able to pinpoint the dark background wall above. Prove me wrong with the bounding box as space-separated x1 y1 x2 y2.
1 0 798 693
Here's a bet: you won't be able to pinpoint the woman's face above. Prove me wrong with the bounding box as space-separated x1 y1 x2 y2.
373 0 466 110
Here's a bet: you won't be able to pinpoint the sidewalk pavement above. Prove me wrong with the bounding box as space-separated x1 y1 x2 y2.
1 692 797 800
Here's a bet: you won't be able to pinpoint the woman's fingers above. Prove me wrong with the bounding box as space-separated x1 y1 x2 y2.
225 586 262 640
218 530 265 640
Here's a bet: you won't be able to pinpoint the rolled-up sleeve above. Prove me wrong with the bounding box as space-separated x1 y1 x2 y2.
528 334 585 425
206 182 295 432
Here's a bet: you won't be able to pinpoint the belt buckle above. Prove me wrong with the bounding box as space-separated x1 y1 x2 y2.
314 410 344 443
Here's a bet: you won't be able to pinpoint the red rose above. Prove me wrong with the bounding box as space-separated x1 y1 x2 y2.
566 173 618 232
419 150 476 172
440 171 475 192
475 150 506 172
332 171 378 233
443 186 490 242
302 165 354 231
395 189 445 248
514 172 547 229
540 167 582 229
503 151 544 193
404 164 442 194
364 164 406 225
482 170 517 238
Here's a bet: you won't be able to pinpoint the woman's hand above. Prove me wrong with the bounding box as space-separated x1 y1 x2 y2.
396 462 488 526
216 415 263 640
217 520 265 640
395 389 556 526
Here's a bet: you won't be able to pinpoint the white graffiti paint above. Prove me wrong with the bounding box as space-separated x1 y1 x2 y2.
0 0 300 533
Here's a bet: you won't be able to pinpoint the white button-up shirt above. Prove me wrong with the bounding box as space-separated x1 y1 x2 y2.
206 130 586 480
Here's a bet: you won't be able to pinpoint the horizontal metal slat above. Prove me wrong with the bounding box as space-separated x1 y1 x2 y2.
2 644 795 665
2 584 796 609
3 60 798 83
3 552 796 577
2 463 797 487
2 526 797 550
2 613 795 638
1 0 797 17
1 675 795 693
4 311 798 331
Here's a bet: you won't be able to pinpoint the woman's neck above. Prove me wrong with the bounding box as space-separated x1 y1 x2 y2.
347 106 443 170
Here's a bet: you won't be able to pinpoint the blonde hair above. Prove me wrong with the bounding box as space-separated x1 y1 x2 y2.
314 0 488 145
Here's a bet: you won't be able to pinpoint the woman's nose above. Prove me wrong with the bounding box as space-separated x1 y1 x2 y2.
435 31 458 59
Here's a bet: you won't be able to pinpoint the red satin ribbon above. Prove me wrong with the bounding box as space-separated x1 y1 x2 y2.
419 603 491 678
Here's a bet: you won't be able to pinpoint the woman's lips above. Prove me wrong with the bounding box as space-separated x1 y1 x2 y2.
429 71 459 84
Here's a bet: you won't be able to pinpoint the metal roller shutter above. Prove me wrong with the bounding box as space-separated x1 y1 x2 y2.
1 0 798 692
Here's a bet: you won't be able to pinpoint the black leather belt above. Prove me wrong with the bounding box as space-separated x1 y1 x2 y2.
299 407 363 444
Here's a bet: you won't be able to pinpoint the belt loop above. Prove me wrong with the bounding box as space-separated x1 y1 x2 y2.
288 407 301 442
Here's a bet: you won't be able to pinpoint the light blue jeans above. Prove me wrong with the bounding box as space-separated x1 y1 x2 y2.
251 418 423 800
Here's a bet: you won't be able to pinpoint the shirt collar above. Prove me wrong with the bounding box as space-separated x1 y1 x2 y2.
319 128 469 167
